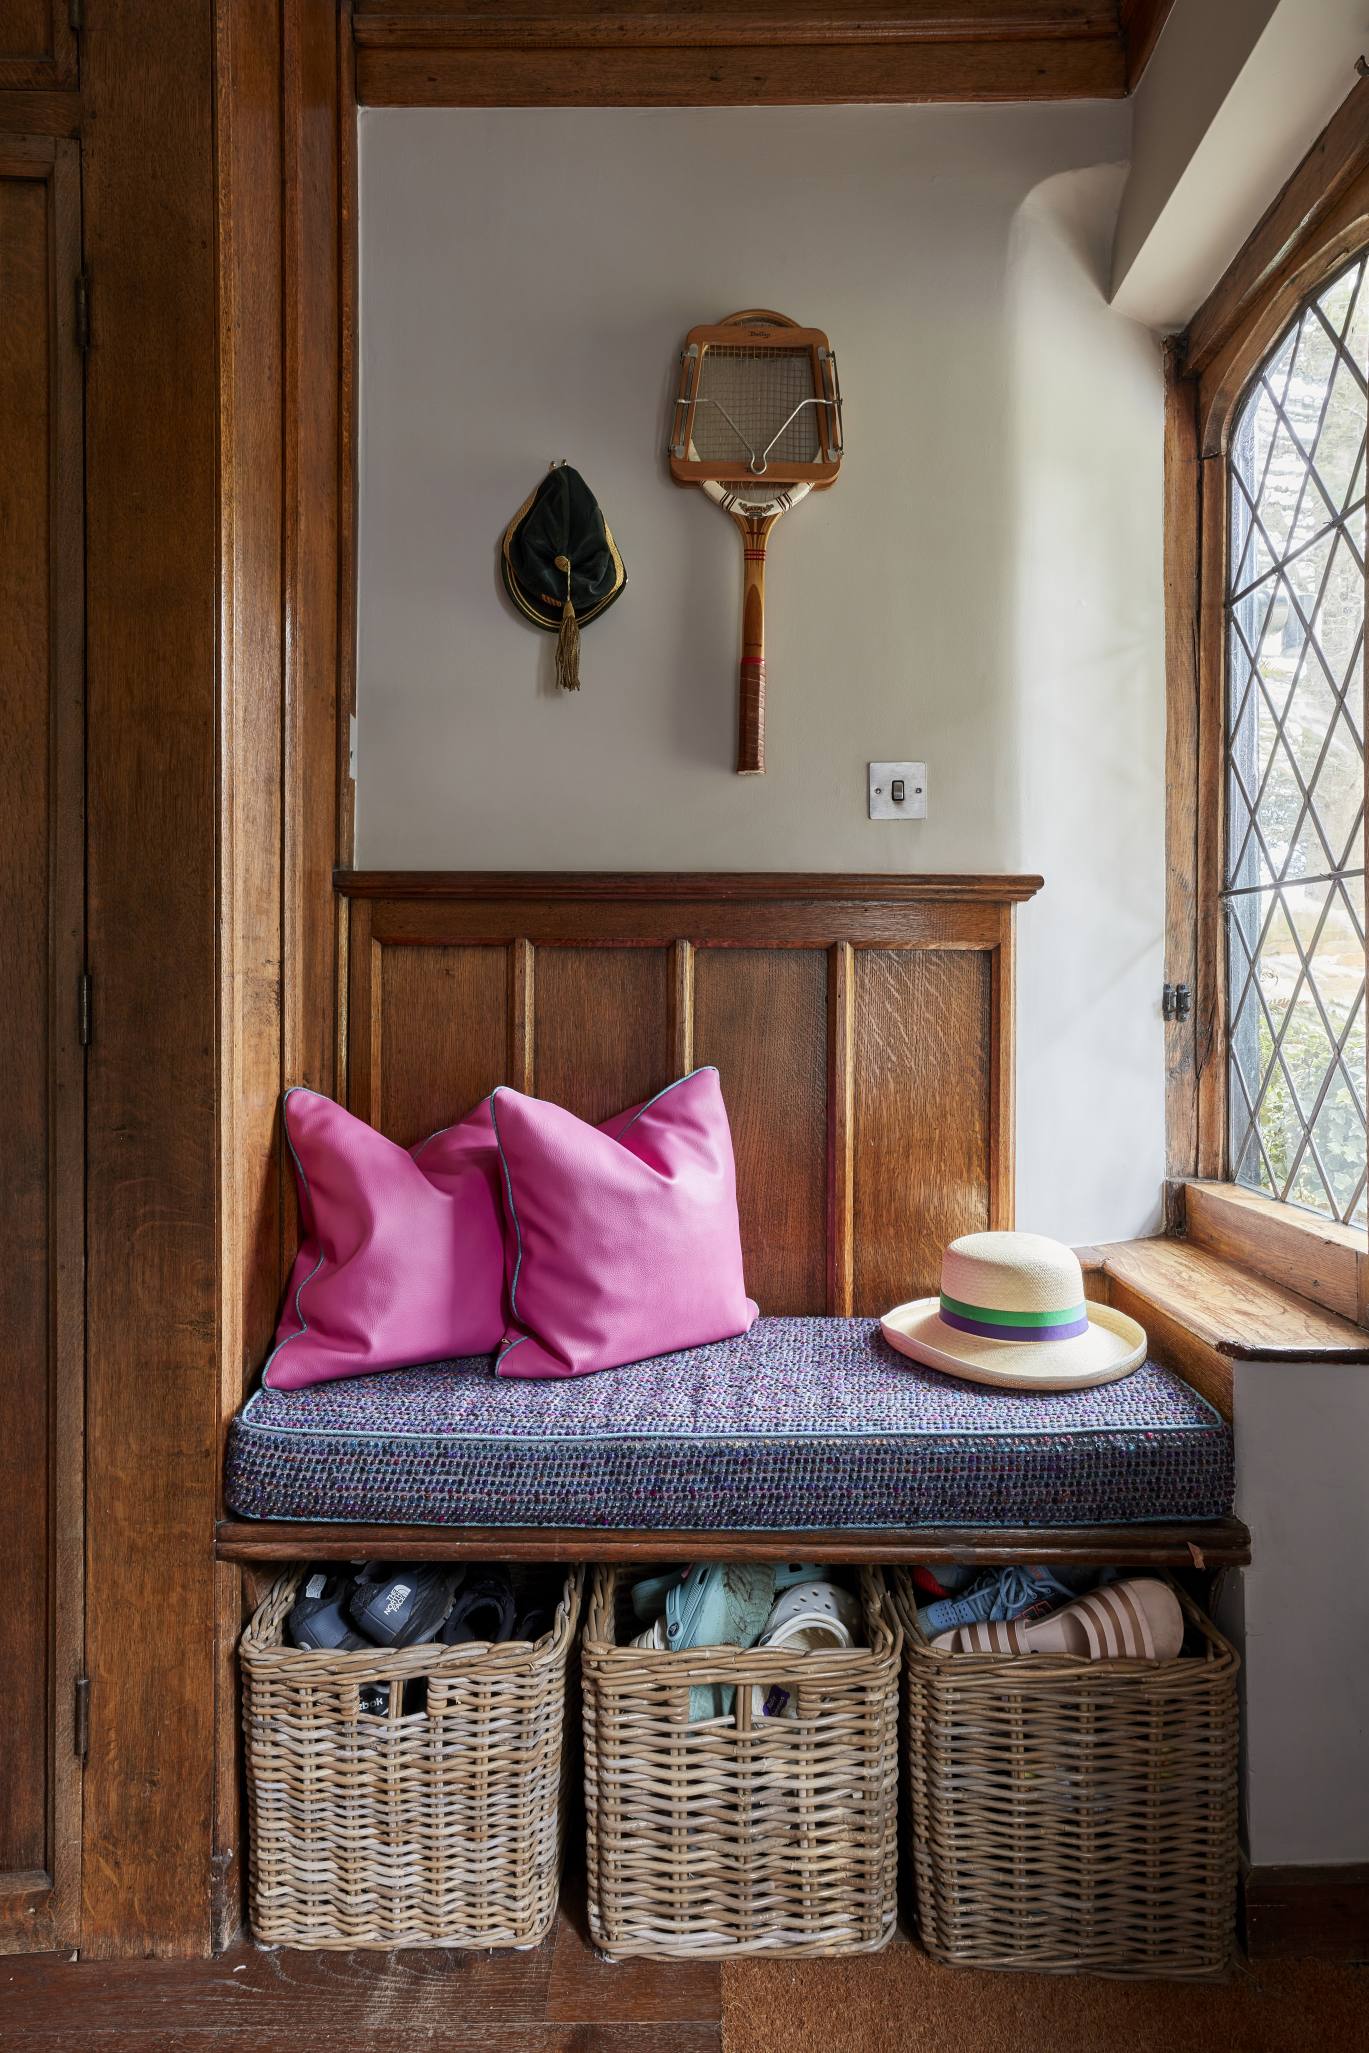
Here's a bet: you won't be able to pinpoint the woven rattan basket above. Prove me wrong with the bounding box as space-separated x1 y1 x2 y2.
891 1572 1239 1978
241 1565 583 1949
582 1563 900 1960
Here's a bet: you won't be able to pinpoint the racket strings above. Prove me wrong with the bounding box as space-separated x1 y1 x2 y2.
691 345 823 471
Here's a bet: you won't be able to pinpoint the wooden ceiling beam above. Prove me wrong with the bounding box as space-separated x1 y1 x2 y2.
353 4 1121 49
1118 0 1177 91
353 2 1128 103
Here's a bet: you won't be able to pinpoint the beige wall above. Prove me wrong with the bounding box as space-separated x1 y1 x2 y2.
1112 0 1367 328
356 104 1166 1242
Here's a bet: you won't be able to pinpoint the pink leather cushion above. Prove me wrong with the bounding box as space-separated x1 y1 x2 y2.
264 1087 507 1389
491 1066 759 1380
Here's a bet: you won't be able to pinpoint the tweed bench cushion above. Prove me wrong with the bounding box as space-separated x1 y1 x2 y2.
224 1316 1234 1530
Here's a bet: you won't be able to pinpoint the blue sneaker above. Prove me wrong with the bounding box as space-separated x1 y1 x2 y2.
916 1564 1079 1640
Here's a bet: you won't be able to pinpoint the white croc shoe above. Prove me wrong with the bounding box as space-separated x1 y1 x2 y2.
751 1579 863 1720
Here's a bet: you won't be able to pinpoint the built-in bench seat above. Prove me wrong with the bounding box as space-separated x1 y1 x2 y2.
224 1315 1234 1537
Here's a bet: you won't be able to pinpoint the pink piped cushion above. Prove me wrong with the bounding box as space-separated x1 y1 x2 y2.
491 1066 759 1380
264 1087 507 1390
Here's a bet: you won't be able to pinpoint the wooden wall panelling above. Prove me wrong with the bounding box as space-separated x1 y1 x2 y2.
82 0 220 1957
0 86 78 134
341 875 1038 1324
0 129 83 1956
827 940 855 1314
533 947 673 1125
378 943 510 1142
351 5 1127 107
0 0 76 90
692 946 830 1314
851 946 996 1313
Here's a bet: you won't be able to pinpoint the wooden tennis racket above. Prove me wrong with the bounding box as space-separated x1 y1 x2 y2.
669 310 843 775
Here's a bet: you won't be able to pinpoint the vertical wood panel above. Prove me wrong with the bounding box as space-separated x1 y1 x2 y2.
335 0 358 870
83 0 219 1955
533 948 671 1122
0 132 83 1954
693 947 828 1314
826 941 854 1314
508 937 534 1094
670 938 694 1075
852 950 992 1313
282 0 341 1109
346 897 375 1119
376 946 508 1143
0 145 53 1897
213 0 285 1948
988 923 1015 1228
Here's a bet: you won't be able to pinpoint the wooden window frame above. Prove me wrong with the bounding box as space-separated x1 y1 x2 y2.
1168 77 1369 1319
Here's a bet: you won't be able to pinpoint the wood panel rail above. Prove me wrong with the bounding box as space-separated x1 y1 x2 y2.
216 1518 1252 1569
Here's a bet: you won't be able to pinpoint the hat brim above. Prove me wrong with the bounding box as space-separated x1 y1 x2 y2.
879 1297 1147 1391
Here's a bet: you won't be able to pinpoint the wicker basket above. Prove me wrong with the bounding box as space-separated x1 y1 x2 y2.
582 1563 901 1960
891 1572 1240 1978
241 1565 583 1949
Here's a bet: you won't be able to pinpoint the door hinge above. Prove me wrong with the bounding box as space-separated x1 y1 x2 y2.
1162 981 1192 1023
78 970 92 1046
68 0 83 35
75 270 90 354
74 1677 90 1762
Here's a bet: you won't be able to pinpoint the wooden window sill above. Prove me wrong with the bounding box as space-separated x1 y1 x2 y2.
1084 1226 1369 1424
1179 1180 1367 1327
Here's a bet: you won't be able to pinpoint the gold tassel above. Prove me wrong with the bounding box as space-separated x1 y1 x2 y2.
553 552 580 692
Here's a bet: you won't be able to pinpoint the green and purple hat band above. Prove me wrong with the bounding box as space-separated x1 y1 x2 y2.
938 1292 1089 1344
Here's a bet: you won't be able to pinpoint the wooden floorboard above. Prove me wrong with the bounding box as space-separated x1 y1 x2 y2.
2 1891 723 2052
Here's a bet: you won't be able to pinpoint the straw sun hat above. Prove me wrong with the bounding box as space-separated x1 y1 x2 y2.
881 1231 1147 1392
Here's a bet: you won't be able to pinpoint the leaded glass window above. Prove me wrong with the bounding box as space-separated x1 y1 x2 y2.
1225 254 1367 1225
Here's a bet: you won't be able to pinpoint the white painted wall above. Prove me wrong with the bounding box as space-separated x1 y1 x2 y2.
1112 0 1369 328
356 103 1166 1243
1233 1360 1369 1863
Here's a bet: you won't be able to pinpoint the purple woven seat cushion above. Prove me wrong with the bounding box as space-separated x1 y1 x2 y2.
225 1315 1234 1530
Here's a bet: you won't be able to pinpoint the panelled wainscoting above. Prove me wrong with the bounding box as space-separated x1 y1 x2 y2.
338 871 1036 1317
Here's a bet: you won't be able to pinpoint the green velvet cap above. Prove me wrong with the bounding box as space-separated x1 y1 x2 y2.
500 463 626 633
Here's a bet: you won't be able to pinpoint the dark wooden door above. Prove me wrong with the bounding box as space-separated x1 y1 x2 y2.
0 131 84 1953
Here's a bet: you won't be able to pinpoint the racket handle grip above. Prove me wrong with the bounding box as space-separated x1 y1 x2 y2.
738 537 767 776
737 657 765 775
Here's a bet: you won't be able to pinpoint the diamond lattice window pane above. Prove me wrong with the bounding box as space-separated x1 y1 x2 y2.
1225 253 1368 1224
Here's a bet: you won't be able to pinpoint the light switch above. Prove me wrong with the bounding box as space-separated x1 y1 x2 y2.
868 761 927 820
